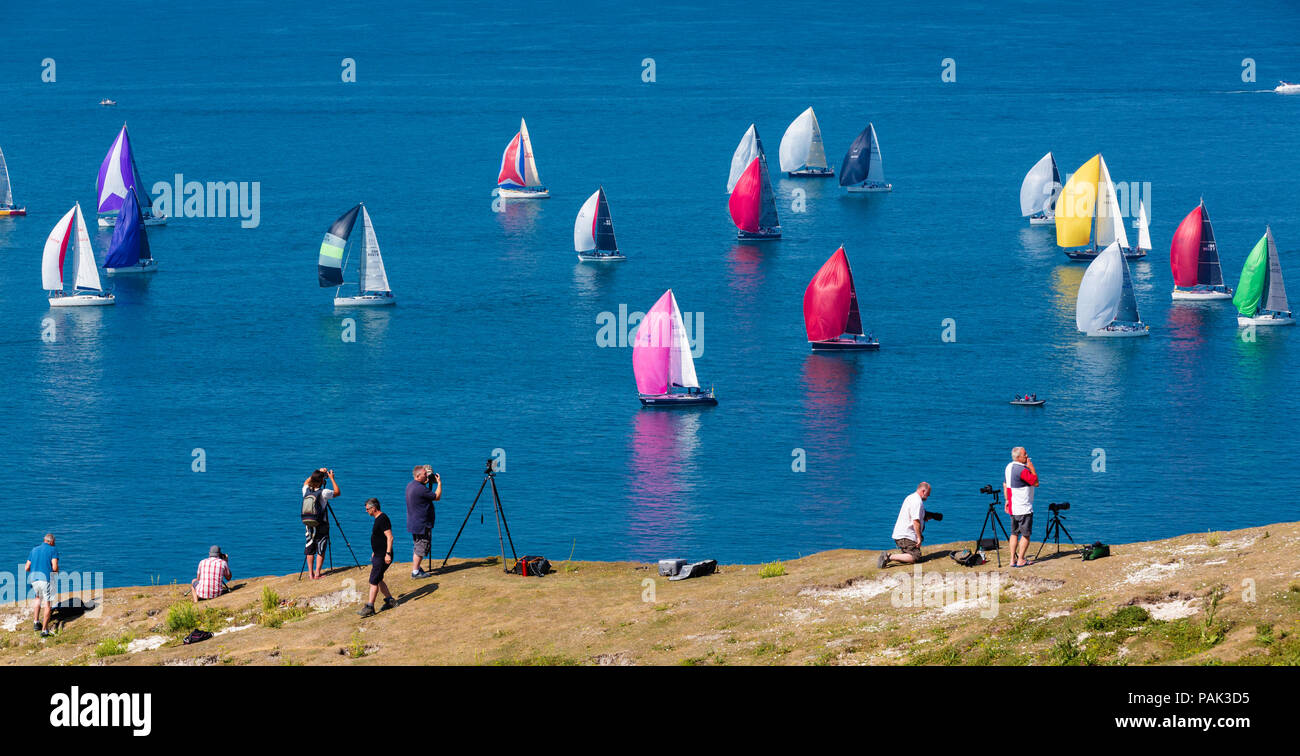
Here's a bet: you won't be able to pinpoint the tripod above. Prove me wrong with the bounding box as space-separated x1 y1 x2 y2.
299 502 361 580
1034 503 1077 560
976 490 1012 567
441 459 519 573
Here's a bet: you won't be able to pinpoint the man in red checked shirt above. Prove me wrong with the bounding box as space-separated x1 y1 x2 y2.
1004 447 1040 567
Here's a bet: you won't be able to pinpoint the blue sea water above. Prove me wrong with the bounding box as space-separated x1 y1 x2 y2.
1 1 1299 588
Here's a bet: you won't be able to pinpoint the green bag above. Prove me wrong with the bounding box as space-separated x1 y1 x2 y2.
1080 542 1110 561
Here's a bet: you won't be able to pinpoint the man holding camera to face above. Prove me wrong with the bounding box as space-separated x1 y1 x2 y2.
405 464 441 578
878 482 933 568
1005 446 1040 567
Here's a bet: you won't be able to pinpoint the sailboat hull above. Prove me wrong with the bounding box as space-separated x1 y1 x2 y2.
1171 288 1232 300
495 187 550 199
737 228 781 241
577 252 626 262
99 214 167 228
844 183 892 193
1238 314 1294 326
1065 248 1147 262
49 293 115 307
787 168 834 177
1028 215 1054 226
334 295 396 307
0 207 26 217
1086 324 1149 338
639 392 718 407
105 261 159 275
810 338 879 351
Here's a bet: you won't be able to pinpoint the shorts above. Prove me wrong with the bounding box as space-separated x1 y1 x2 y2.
894 539 922 559
29 580 55 604
369 556 390 586
1010 513 1034 538
305 522 330 556
412 529 431 558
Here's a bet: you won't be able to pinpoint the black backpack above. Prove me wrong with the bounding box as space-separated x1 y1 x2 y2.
301 488 324 526
509 555 551 577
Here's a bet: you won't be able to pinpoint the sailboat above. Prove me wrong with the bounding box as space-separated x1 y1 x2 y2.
727 125 781 239
1075 241 1148 337
0 145 26 216
1134 200 1153 257
804 246 878 351
633 289 716 406
42 203 115 307
103 185 157 275
1055 154 1142 261
778 107 833 177
574 186 625 262
495 118 549 199
1233 227 1293 326
97 124 166 227
1019 152 1060 225
839 123 891 192
1170 200 1232 300
318 203 395 307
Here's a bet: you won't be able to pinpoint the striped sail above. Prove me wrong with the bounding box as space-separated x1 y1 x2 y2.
319 204 360 287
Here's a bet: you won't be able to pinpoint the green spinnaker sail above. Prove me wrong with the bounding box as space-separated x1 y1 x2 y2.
1233 233 1268 318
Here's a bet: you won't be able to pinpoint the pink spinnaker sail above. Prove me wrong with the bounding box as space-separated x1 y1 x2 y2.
1170 204 1203 288
497 133 524 187
804 246 856 341
728 158 762 232
633 290 675 395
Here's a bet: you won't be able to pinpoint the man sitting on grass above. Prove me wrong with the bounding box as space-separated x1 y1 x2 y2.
192 545 232 602
878 482 931 569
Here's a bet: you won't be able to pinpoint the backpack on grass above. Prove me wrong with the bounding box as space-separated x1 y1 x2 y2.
1080 541 1110 561
509 555 551 577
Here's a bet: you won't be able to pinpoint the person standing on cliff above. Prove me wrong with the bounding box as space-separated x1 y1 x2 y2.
406 465 441 578
25 533 59 637
878 482 931 568
1004 446 1040 567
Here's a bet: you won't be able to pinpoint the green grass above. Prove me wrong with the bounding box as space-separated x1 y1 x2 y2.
94 633 133 657
758 562 786 579
1206 531 1222 548
260 586 280 613
345 632 368 659
164 602 202 634
489 654 580 666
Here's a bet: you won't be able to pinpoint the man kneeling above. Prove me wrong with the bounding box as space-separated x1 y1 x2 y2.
878 482 931 568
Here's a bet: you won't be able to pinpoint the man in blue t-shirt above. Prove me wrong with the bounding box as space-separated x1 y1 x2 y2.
405 465 441 578
24 534 60 637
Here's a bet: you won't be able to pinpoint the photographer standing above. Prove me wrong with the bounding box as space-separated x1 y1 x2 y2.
405 464 441 579
303 468 340 580
878 482 931 568
1004 447 1040 567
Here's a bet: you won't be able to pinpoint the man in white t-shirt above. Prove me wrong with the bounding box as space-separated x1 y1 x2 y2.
1004 447 1040 567
302 468 340 580
878 482 931 568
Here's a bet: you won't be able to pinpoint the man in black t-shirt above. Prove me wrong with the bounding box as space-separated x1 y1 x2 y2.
359 497 396 617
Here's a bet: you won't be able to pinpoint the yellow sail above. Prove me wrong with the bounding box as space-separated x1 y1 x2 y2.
1055 154 1100 248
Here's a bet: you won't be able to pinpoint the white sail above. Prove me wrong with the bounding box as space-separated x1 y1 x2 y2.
1136 201 1151 251
779 107 828 172
359 207 390 294
573 190 599 252
1095 158 1130 249
1076 242 1125 332
0 145 13 206
668 292 699 389
72 205 104 292
867 125 885 182
727 124 759 192
42 207 77 291
1019 152 1058 217
519 119 541 187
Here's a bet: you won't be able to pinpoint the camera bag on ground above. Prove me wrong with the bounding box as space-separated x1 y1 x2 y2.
1080 542 1110 561
668 559 717 581
301 489 324 526
509 555 551 576
950 549 983 567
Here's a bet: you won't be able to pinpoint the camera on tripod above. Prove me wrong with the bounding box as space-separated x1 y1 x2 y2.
1049 501 1070 512
924 511 943 522
979 484 995 495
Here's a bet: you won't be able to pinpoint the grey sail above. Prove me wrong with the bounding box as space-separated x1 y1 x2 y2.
1197 204 1225 286
755 129 779 228
1264 228 1290 314
1116 254 1141 323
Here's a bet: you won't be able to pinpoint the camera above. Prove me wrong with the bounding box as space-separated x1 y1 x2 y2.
979 484 995 495
924 511 943 522
1049 502 1070 512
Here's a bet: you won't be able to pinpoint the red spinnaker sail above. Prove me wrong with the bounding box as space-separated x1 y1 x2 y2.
804 246 854 341
497 133 524 187
1170 204 1203 288
728 158 762 232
